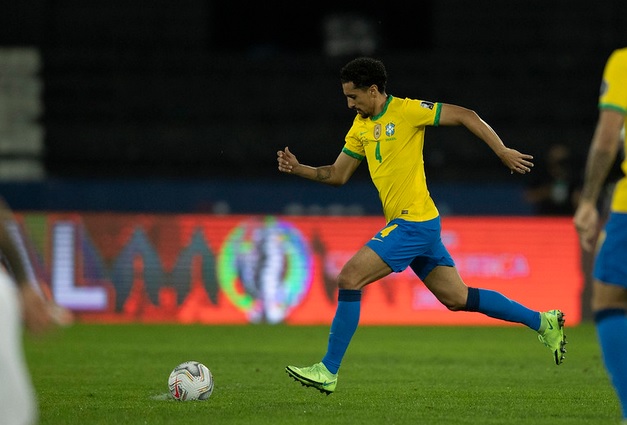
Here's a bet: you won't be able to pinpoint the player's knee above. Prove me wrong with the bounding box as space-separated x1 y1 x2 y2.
444 300 466 312
590 281 627 312
336 271 360 290
438 295 467 312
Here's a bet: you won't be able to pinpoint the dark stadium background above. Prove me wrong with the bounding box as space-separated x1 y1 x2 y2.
0 0 626 215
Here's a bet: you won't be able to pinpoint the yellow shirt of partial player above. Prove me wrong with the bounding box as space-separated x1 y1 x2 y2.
343 96 441 223
599 47 627 212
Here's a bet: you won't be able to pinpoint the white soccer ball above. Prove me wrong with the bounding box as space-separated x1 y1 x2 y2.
168 361 214 401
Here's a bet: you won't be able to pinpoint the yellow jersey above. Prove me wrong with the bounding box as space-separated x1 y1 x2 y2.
599 48 627 212
343 96 441 223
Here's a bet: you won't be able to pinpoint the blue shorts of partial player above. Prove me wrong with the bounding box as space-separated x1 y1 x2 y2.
594 211 627 288
366 216 455 281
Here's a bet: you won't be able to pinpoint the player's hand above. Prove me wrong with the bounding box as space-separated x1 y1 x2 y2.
499 148 534 174
20 284 54 334
574 201 599 252
277 147 299 174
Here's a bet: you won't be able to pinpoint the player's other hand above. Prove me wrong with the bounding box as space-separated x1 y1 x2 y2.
574 201 599 252
277 147 299 174
499 148 534 174
20 285 54 334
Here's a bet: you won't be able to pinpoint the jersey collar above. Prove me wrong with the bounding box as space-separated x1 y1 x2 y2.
371 95 393 121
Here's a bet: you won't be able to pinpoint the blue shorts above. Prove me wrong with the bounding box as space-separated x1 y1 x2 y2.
594 211 627 287
366 217 455 281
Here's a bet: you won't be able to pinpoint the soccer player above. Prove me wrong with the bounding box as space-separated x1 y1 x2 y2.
277 57 567 394
0 197 59 424
574 47 627 424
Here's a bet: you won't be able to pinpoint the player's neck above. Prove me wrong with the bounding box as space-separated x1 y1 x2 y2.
373 94 389 117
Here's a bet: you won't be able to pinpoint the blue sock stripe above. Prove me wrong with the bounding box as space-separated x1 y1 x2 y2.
465 287 480 312
338 289 362 302
594 308 626 323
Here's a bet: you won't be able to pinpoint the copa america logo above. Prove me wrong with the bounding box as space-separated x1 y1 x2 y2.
217 217 312 324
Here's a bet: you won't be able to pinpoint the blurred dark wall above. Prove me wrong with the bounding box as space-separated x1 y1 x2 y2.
1 0 626 183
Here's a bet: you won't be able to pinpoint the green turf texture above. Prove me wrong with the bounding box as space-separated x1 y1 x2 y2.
25 323 619 424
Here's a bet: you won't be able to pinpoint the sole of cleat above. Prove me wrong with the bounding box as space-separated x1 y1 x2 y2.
555 311 567 365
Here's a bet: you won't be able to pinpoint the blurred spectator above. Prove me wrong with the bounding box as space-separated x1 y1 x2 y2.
322 13 379 57
524 143 581 215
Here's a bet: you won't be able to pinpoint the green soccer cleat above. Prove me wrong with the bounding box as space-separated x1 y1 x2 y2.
285 362 338 395
537 309 567 365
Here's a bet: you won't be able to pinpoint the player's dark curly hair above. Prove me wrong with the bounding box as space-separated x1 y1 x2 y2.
340 57 387 93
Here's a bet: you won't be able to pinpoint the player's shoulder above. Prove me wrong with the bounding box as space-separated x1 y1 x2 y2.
611 47 627 57
603 48 627 83
393 97 439 115
607 47 627 65
391 96 436 108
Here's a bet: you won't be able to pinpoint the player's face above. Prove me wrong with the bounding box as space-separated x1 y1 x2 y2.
342 82 375 118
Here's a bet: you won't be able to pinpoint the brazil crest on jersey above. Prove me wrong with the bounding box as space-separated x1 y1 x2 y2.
342 96 442 223
599 47 627 212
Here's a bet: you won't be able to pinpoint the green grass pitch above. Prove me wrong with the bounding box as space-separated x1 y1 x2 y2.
25 323 619 424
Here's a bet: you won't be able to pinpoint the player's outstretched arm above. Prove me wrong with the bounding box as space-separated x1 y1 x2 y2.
438 103 534 174
277 147 361 186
